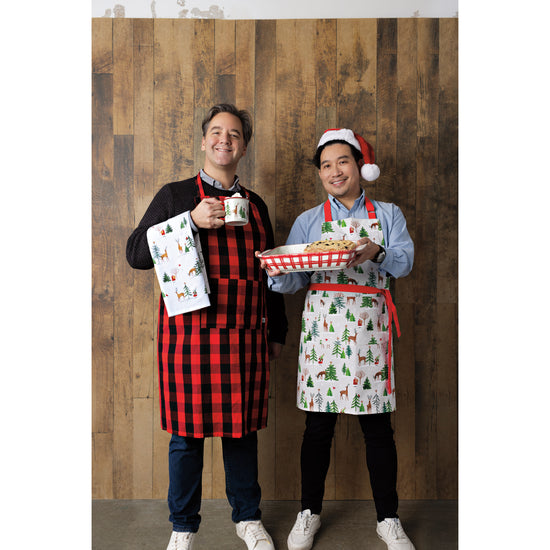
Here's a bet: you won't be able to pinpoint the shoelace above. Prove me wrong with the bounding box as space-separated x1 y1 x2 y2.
243 522 269 546
384 519 405 540
295 512 314 534
173 532 194 548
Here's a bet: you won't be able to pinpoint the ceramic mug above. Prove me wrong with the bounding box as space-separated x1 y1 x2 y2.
222 196 249 226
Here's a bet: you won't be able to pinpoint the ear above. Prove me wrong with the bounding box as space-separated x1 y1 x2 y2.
200 137 206 151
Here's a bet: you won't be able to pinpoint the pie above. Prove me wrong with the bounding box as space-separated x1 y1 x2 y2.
303 239 357 252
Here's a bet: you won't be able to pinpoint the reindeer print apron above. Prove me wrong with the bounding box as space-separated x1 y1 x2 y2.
296 197 400 415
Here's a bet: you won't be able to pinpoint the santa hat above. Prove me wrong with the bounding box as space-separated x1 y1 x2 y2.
317 128 380 181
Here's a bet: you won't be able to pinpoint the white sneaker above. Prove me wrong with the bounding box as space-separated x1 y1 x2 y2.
166 530 196 550
287 510 321 550
376 518 415 549
236 520 275 550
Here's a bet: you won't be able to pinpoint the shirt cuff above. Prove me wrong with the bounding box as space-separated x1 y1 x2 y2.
189 212 198 232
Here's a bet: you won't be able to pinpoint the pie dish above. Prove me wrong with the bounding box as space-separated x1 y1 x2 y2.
258 243 361 272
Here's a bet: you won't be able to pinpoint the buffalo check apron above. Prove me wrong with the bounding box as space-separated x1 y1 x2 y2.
297 196 401 415
157 175 269 438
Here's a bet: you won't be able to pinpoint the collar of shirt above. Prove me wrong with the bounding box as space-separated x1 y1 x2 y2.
328 189 367 218
200 169 241 192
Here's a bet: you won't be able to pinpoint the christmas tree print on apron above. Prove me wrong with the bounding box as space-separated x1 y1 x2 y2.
147 210 211 317
297 197 401 415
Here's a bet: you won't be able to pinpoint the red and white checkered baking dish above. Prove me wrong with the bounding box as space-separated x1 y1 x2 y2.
257 243 358 272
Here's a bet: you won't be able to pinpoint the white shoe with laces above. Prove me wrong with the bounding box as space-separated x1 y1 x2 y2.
287 510 321 550
236 520 275 550
376 518 415 549
166 531 196 550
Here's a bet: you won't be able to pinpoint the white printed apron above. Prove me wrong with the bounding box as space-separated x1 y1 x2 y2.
297 197 401 415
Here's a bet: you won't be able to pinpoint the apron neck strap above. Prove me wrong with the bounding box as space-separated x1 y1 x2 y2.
197 173 206 199
323 195 377 222
196 173 249 199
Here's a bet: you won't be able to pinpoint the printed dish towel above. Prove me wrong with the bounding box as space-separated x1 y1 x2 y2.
146 211 211 316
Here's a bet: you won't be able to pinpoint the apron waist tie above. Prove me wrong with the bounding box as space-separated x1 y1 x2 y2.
308 283 400 395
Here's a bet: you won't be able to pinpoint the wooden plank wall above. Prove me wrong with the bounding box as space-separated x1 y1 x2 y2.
92 18 458 500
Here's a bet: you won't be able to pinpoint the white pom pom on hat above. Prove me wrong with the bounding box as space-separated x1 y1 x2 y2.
317 128 380 181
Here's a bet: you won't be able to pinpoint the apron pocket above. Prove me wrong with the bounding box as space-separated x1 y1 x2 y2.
200 277 262 329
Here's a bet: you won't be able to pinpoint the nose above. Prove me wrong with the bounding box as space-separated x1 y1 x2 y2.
219 130 230 143
331 164 343 177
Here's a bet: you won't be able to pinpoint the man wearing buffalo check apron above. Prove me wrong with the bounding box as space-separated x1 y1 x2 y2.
262 129 415 550
127 104 287 550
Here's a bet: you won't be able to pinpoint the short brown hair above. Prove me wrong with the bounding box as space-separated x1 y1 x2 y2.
201 104 253 146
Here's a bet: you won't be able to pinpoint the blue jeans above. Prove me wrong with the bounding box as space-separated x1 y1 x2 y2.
168 432 262 532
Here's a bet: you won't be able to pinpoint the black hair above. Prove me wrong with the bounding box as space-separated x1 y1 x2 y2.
201 104 253 146
312 139 363 168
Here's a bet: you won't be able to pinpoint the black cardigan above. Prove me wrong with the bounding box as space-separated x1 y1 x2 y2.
126 175 288 345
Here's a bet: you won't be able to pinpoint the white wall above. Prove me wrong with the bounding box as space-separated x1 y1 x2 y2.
92 0 458 19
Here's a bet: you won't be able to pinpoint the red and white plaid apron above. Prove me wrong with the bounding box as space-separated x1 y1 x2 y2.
157 175 269 438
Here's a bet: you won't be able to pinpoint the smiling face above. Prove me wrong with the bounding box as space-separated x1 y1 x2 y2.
318 142 363 209
201 112 247 176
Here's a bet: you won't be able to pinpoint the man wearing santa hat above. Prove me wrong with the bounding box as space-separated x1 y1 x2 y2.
259 128 415 550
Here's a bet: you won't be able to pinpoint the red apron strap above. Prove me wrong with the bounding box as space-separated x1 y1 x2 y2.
196 173 206 199
196 173 250 200
323 195 377 222
364 196 377 219
308 282 399 394
323 199 332 221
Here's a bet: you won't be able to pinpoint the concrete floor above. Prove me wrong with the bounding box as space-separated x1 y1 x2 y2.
93 499 457 549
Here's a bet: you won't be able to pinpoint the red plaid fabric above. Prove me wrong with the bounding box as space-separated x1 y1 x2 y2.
157 181 269 438
262 248 356 272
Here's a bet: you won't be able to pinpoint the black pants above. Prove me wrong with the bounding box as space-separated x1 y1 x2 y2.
300 411 398 522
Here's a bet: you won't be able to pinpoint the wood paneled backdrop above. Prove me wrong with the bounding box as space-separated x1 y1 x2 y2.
92 18 458 501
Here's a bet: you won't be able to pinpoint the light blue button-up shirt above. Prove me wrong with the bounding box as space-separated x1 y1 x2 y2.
268 190 414 294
